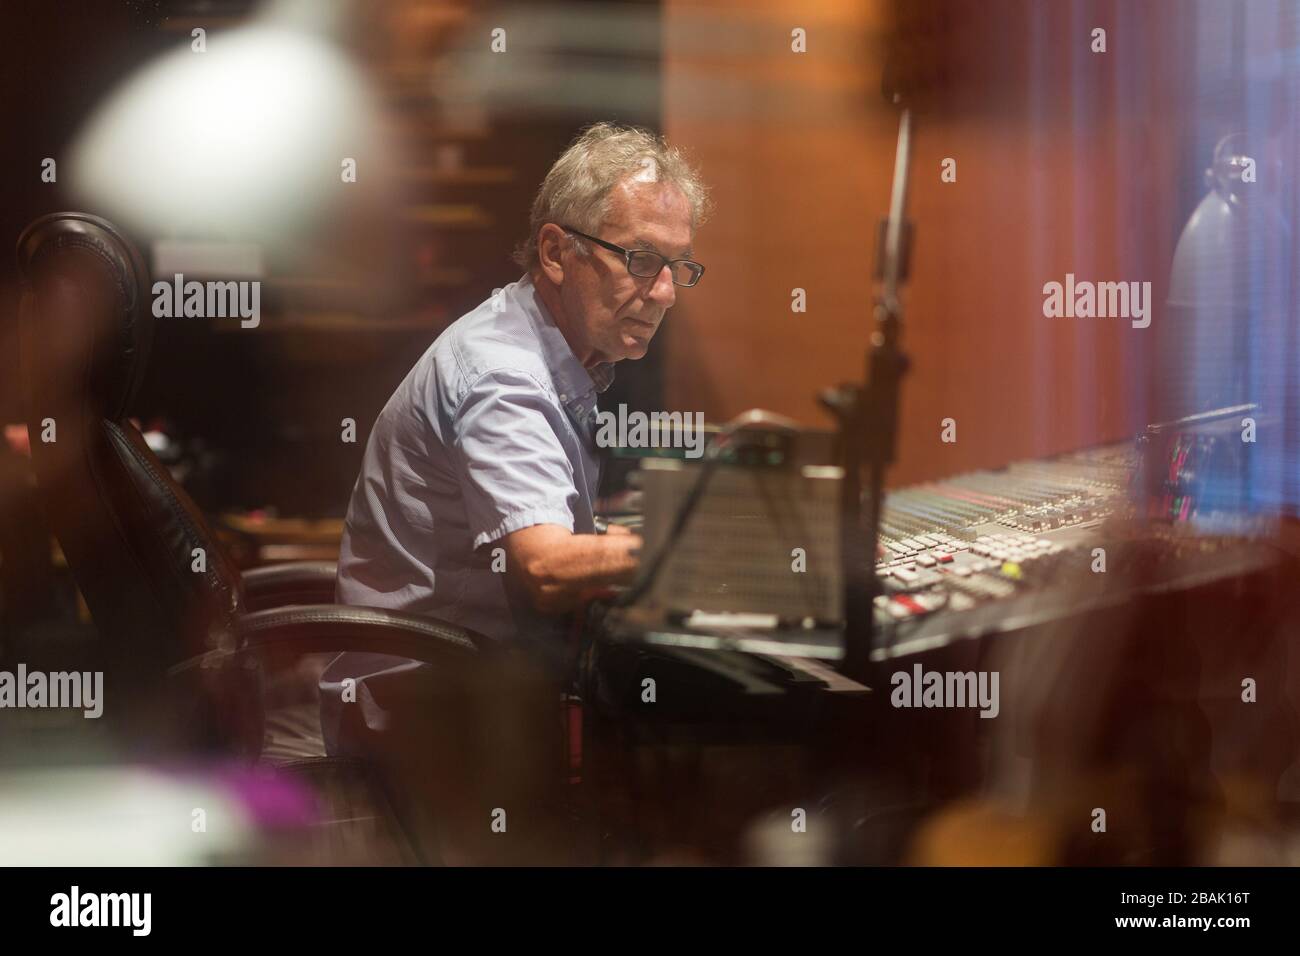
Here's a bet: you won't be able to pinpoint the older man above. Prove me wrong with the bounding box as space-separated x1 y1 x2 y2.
321 124 710 741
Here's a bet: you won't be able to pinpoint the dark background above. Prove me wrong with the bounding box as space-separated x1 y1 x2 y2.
0 0 664 516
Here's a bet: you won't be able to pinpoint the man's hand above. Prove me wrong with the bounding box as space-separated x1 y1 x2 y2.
500 523 642 614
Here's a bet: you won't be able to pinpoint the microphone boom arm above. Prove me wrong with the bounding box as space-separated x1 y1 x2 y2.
822 105 914 680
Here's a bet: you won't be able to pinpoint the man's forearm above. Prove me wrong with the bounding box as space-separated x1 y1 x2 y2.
503 523 641 614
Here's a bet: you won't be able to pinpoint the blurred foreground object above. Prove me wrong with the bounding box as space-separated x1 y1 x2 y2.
1163 133 1296 515
68 0 383 246
0 765 311 865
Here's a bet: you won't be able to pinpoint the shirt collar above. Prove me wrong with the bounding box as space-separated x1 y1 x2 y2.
518 274 616 404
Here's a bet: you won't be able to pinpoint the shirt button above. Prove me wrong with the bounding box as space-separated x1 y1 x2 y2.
560 393 568 402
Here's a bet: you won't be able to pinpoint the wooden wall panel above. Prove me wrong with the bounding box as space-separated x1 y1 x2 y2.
661 0 1206 486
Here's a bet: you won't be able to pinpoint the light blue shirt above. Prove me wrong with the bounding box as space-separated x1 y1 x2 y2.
320 276 614 749
337 271 614 639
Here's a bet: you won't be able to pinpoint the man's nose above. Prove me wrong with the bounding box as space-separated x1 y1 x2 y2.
647 265 676 308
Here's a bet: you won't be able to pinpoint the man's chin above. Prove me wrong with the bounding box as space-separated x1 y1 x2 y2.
614 329 653 358
619 338 651 360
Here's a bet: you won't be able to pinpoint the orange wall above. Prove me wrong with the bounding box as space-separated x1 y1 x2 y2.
662 0 1188 486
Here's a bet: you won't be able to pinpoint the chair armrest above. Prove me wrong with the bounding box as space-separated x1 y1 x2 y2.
163 606 486 761
241 562 339 611
233 604 485 665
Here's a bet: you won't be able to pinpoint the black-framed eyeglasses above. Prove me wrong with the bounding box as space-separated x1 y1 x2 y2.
561 225 705 287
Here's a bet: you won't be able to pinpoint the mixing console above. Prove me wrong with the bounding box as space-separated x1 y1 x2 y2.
874 443 1134 612
870 442 1279 659
606 434 1281 664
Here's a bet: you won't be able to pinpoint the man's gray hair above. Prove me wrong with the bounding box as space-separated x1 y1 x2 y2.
513 122 711 270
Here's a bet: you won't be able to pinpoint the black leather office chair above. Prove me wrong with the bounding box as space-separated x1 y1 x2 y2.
14 212 490 860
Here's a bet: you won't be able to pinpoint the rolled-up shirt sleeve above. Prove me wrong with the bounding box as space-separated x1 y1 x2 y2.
452 368 580 551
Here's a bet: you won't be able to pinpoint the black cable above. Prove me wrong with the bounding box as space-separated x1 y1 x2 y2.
615 453 723 608
614 413 802 611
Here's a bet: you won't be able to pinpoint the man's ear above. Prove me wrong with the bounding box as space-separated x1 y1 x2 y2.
537 223 568 285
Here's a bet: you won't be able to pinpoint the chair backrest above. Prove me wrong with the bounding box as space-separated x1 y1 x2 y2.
15 213 247 695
